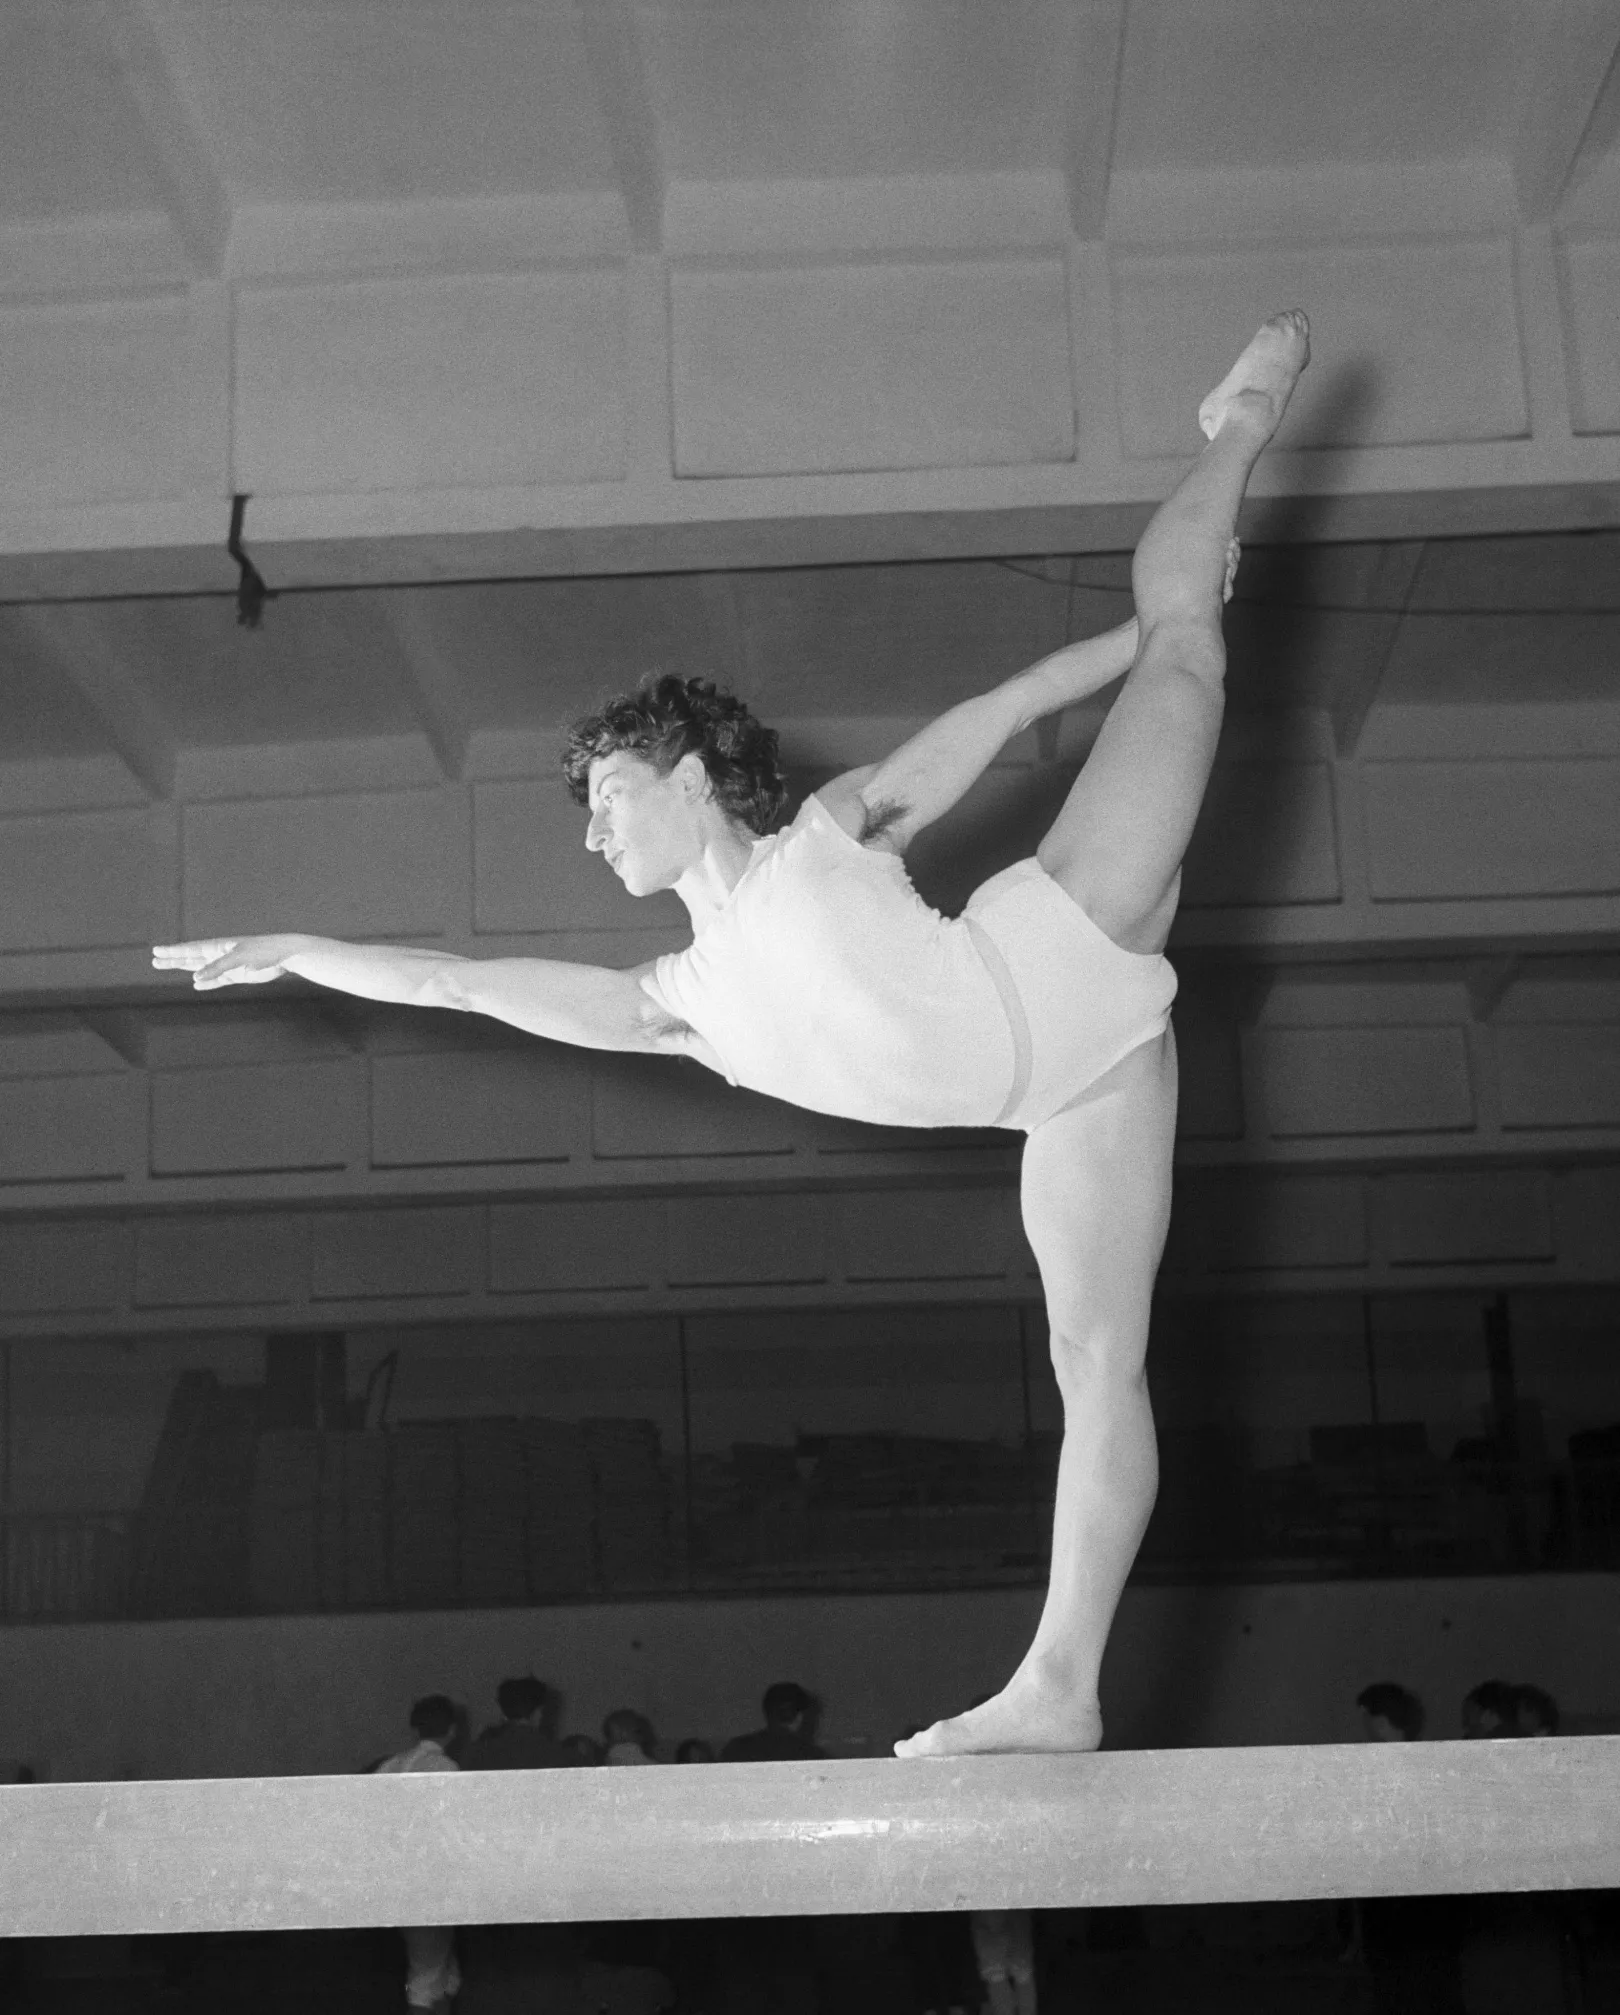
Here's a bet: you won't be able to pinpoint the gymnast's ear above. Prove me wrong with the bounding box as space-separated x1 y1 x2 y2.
672 750 711 804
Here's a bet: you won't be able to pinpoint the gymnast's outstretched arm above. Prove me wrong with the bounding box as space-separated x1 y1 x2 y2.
819 616 1139 851
151 935 685 1054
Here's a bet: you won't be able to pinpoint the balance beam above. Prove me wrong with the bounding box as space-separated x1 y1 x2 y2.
1 1740 1614 1939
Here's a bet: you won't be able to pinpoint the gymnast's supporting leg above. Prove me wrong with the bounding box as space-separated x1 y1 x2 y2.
898 1033 1177 1757
897 314 1310 1758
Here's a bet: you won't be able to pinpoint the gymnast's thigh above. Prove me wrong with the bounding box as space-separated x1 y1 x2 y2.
1018 1028 1178 1353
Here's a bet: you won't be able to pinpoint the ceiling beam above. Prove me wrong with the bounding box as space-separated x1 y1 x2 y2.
696 575 750 690
4 479 1620 606
1066 0 1130 238
14 603 177 800
105 0 231 276
1327 541 1428 760
1513 0 1620 222
1467 956 1520 1023
76 1008 150 1069
377 593 472 781
577 0 666 254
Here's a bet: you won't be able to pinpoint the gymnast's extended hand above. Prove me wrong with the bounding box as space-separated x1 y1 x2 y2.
153 935 309 989
151 932 703 1063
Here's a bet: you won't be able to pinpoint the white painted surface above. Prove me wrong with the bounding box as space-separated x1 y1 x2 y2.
0 0 1614 570
670 256 1076 475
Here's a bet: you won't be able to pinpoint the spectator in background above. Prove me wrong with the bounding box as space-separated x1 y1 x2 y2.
721 1681 823 1762
1354 1683 1461 2014
603 1708 658 1765
1357 1682 1425 1742
1457 1681 1570 2011
1512 1684 1560 1737
1461 1681 1518 1739
376 1695 463 2014
463 1674 578 1772
562 1732 604 1766
970 1910 1037 2015
675 1737 715 1763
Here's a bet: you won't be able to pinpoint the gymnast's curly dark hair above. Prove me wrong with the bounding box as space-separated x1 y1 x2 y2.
561 674 789 836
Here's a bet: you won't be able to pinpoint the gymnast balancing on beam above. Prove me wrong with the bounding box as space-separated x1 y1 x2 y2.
154 312 1310 1760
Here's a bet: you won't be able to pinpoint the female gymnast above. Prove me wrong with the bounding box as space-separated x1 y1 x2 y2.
155 312 1310 1758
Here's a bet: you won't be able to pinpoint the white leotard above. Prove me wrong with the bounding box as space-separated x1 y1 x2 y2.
651 796 1016 1128
648 795 1176 1133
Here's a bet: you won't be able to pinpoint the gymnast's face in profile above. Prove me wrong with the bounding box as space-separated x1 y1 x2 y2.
585 749 707 897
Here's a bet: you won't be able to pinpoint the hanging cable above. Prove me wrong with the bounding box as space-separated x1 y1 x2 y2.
227 493 275 630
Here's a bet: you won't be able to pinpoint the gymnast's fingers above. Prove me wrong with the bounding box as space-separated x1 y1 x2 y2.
193 951 278 989
152 939 237 973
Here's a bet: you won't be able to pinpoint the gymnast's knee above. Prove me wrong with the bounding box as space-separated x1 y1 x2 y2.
1135 616 1226 691
1047 1323 1152 1398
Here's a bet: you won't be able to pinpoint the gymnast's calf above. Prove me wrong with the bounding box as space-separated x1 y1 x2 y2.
155 312 1311 1759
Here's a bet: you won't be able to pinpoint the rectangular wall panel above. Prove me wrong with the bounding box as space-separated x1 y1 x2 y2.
0 293 219 507
1181 1170 1369 1272
182 792 451 938
1561 236 1620 435
839 1188 1021 1283
235 266 627 493
1383 1171 1554 1265
667 1194 828 1287
1181 763 1341 908
1555 1167 1620 1275
1171 1005 1246 1141
488 1199 661 1294
1363 761 1620 900
310 1207 481 1300
1113 238 1527 455
1498 1025 1620 1131
150 1063 355 1175
0 1222 125 1313
592 1056 800 1158
134 1214 306 1308
370 1048 585 1167
671 255 1075 476
0 1077 139 1184
1257 1026 1475 1137
473 780 684 935
0 811 162 952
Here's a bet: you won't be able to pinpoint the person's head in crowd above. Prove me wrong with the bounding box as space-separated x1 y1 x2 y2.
602 1707 657 1764
762 1681 816 1733
1512 1683 1560 1738
1356 1682 1424 1742
676 1737 715 1764
495 1674 551 1727
1461 1679 1518 1739
562 1732 604 1766
409 1694 459 1748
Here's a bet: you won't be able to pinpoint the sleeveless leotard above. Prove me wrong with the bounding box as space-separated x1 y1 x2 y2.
648 795 1176 1133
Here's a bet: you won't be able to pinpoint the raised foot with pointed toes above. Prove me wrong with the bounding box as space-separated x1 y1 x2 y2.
1197 310 1311 444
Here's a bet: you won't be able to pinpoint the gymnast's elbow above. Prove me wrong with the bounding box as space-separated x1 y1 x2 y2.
415 957 476 1014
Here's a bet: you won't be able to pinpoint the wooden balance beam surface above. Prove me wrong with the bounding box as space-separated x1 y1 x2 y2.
0 1739 1615 1939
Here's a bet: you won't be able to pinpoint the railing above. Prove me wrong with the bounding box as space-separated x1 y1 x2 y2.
6 1456 1620 1625
1135 1452 1620 1582
0 1513 132 1622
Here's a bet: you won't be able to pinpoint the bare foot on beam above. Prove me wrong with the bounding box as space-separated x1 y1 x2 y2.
894 1666 1103 1759
1197 310 1310 445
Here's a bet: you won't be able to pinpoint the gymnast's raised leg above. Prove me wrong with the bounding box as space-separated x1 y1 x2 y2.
898 312 1311 1757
